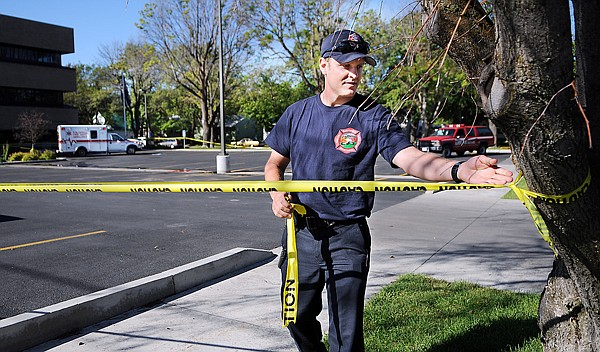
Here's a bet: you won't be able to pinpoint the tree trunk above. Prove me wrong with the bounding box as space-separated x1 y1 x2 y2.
200 101 210 146
418 91 430 137
421 1 600 349
572 0 600 193
133 101 141 138
539 258 595 350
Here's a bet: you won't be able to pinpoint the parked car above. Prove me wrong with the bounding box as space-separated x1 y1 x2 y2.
132 136 155 148
417 124 495 158
234 138 260 147
157 139 179 149
128 138 146 150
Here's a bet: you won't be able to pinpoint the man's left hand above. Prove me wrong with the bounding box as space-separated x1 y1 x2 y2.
460 155 513 184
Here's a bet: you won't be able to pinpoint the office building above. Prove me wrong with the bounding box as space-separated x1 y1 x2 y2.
0 14 77 142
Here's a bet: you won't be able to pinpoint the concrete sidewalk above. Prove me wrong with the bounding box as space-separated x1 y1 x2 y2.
27 159 555 351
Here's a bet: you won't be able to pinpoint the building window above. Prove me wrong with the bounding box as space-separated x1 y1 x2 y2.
0 87 63 107
0 44 61 66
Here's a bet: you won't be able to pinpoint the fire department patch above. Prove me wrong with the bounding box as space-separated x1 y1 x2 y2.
334 128 362 154
348 32 361 42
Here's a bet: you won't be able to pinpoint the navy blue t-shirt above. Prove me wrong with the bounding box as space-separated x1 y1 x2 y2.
265 93 412 220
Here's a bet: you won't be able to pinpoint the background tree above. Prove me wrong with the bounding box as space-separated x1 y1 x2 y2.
233 68 312 132
99 40 160 138
138 0 249 144
64 64 96 124
98 41 135 133
14 111 50 149
116 41 160 138
238 0 353 93
65 64 121 125
421 0 600 349
150 86 199 138
356 8 479 141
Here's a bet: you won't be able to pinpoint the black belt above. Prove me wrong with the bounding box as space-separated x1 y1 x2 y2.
295 215 364 230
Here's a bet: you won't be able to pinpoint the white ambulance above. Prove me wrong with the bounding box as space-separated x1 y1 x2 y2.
57 125 140 157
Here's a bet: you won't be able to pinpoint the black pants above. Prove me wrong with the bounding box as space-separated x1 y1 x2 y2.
280 218 371 352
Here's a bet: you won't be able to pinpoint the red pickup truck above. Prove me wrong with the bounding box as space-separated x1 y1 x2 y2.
417 124 495 158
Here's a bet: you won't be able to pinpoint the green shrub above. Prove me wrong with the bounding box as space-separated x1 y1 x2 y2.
8 152 26 161
39 149 56 160
28 149 42 159
6 149 55 162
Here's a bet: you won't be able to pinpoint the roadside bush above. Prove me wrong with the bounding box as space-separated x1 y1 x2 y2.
39 149 55 160
6 149 55 162
8 151 27 161
21 149 41 161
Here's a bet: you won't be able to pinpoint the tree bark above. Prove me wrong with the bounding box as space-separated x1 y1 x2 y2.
539 258 595 350
572 0 600 185
421 0 600 350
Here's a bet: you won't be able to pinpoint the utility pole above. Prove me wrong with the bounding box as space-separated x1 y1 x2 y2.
121 74 128 137
216 0 230 174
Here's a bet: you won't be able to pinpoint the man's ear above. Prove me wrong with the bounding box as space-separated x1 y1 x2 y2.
319 57 328 75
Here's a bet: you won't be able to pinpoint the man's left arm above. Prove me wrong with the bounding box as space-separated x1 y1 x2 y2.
392 146 513 184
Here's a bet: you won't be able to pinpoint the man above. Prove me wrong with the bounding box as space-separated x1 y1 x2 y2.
264 29 513 352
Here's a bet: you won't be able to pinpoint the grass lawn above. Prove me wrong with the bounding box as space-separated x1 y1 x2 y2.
363 274 542 352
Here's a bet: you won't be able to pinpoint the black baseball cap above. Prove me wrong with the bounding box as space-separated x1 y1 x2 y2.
320 29 377 66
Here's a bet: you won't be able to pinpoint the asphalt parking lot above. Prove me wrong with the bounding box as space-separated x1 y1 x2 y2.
0 150 280 319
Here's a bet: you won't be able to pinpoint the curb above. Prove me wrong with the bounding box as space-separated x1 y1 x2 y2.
0 247 276 352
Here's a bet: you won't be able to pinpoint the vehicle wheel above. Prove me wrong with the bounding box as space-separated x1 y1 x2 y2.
477 143 488 155
170 145 175 149
75 147 87 157
442 145 452 158
126 145 136 155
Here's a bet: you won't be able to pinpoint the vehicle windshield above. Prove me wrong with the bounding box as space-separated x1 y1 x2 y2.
432 129 455 136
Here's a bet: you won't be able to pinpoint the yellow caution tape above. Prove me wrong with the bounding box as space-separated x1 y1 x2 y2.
514 188 554 253
0 173 587 199
509 170 591 204
506 170 591 255
282 204 306 327
0 180 499 193
153 136 241 148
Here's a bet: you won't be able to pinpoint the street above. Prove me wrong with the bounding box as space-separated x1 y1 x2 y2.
0 149 509 319
0 150 281 319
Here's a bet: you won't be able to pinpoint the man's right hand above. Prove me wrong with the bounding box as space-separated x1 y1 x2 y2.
270 192 293 218
265 150 293 219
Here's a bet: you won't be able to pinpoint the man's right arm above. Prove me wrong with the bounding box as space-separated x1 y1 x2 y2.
265 150 293 218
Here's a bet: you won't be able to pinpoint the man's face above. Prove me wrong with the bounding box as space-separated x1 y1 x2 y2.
321 57 365 100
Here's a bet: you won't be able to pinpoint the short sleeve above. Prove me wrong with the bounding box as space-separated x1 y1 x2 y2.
264 108 292 158
377 109 412 165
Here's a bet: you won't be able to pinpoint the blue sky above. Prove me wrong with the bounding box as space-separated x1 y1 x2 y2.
1 0 411 66
1 0 147 65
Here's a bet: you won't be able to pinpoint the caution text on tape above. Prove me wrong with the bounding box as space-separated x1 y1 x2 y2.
0 180 499 193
